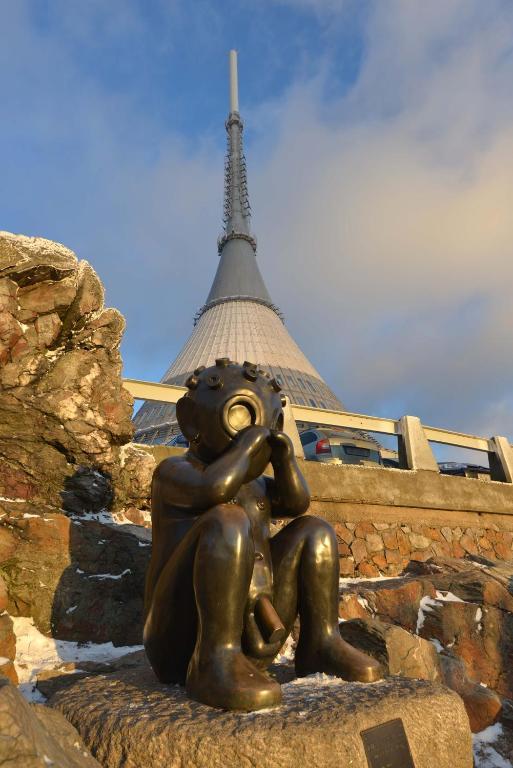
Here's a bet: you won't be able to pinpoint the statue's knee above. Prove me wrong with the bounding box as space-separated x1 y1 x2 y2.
204 504 251 545
301 516 337 558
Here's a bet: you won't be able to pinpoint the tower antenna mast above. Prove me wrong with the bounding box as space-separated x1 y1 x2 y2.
229 49 239 113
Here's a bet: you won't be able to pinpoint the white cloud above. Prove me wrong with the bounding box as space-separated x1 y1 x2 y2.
249 0 513 438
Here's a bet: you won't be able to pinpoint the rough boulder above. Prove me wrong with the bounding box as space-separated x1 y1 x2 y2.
0 232 154 647
338 557 507 732
47 658 472 768
0 675 100 767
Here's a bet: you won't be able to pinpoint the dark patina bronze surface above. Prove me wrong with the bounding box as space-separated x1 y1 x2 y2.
144 359 382 711
361 719 415 768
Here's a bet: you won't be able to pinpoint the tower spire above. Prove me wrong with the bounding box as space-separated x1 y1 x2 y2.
196 50 276 320
221 50 253 240
229 49 239 113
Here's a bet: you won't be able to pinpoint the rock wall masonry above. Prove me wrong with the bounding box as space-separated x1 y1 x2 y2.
329 518 513 578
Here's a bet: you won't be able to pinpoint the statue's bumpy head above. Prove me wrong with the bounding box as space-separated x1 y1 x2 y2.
176 359 286 465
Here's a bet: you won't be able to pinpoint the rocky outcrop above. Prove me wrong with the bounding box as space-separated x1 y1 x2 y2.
1 501 150 643
0 610 17 684
338 613 502 734
48 659 472 768
339 575 432 630
0 675 100 767
338 557 510 732
438 653 502 734
410 558 513 700
0 232 154 646
0 231 154 512
35 649 147 701
339 617 442 682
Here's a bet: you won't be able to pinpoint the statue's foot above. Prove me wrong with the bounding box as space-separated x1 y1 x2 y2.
295 633 383 683
186 647 282 711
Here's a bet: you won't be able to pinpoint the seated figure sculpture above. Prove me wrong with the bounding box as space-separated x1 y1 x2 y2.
144 359 382 711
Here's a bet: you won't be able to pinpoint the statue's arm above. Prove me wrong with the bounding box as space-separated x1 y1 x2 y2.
266 432 310 518
154 427 270 510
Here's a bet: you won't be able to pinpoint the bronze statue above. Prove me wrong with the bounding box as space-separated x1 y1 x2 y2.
144 359 382 711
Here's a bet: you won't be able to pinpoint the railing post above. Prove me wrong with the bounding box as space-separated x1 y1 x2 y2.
398 415 439 472
488 436 513 483
282 396 304 459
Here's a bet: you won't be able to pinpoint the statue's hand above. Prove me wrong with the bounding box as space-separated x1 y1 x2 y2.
235 425 271 456
269 430 294 466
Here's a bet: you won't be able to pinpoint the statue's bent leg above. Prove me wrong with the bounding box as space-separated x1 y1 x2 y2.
143 523 197 685
271 515 382 682
180 504 281 711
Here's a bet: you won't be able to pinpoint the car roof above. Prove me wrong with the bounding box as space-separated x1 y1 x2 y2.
301 428 379 449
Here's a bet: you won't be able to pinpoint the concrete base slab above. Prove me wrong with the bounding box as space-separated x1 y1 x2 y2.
49 661 473 768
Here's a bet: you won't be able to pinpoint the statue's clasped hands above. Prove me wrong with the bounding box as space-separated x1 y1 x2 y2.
235 424 293 474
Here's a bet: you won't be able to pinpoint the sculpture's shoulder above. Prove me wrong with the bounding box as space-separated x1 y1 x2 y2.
152 453 207 510
153 453 194 482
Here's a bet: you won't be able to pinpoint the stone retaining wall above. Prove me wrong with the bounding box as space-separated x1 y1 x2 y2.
329 518 512 578
302 462 513 577
288 465 513 579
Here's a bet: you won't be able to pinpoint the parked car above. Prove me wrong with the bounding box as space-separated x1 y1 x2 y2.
438 462 490 480
299 429 383 466
165 433 189 448
382 457 400 468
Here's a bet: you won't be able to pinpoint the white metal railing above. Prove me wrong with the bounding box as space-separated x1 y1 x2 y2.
123 378 513 483
124 379 187 403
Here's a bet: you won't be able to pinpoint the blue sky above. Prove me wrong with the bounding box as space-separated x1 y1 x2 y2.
2 0 513 452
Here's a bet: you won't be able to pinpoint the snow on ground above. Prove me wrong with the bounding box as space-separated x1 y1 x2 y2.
64 496 152 527
357 596 370 611
13 616 143 702
473 724 513 767
243 672 353 718
274 633 295 664
415 595 438 633
339 575 398 588
68 509 136 525
284 673 348 690
435 590 465 603
416 590 465 633
88 568 132 580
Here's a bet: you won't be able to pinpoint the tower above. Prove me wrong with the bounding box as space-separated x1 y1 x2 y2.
134 51 343 444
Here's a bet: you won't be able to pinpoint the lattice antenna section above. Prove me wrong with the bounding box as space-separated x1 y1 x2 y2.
223 131 233 228
222 118 252 232
238 131 251 219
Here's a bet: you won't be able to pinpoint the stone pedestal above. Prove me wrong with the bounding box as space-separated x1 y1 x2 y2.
49 661 473 768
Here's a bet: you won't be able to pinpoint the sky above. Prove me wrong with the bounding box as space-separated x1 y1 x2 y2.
1 0 513 457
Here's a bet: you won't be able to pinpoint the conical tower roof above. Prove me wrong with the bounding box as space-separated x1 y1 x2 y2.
134 51 343 444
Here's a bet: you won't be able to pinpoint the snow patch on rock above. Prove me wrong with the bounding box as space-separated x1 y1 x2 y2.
473 723 512 767
13 616 142 701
